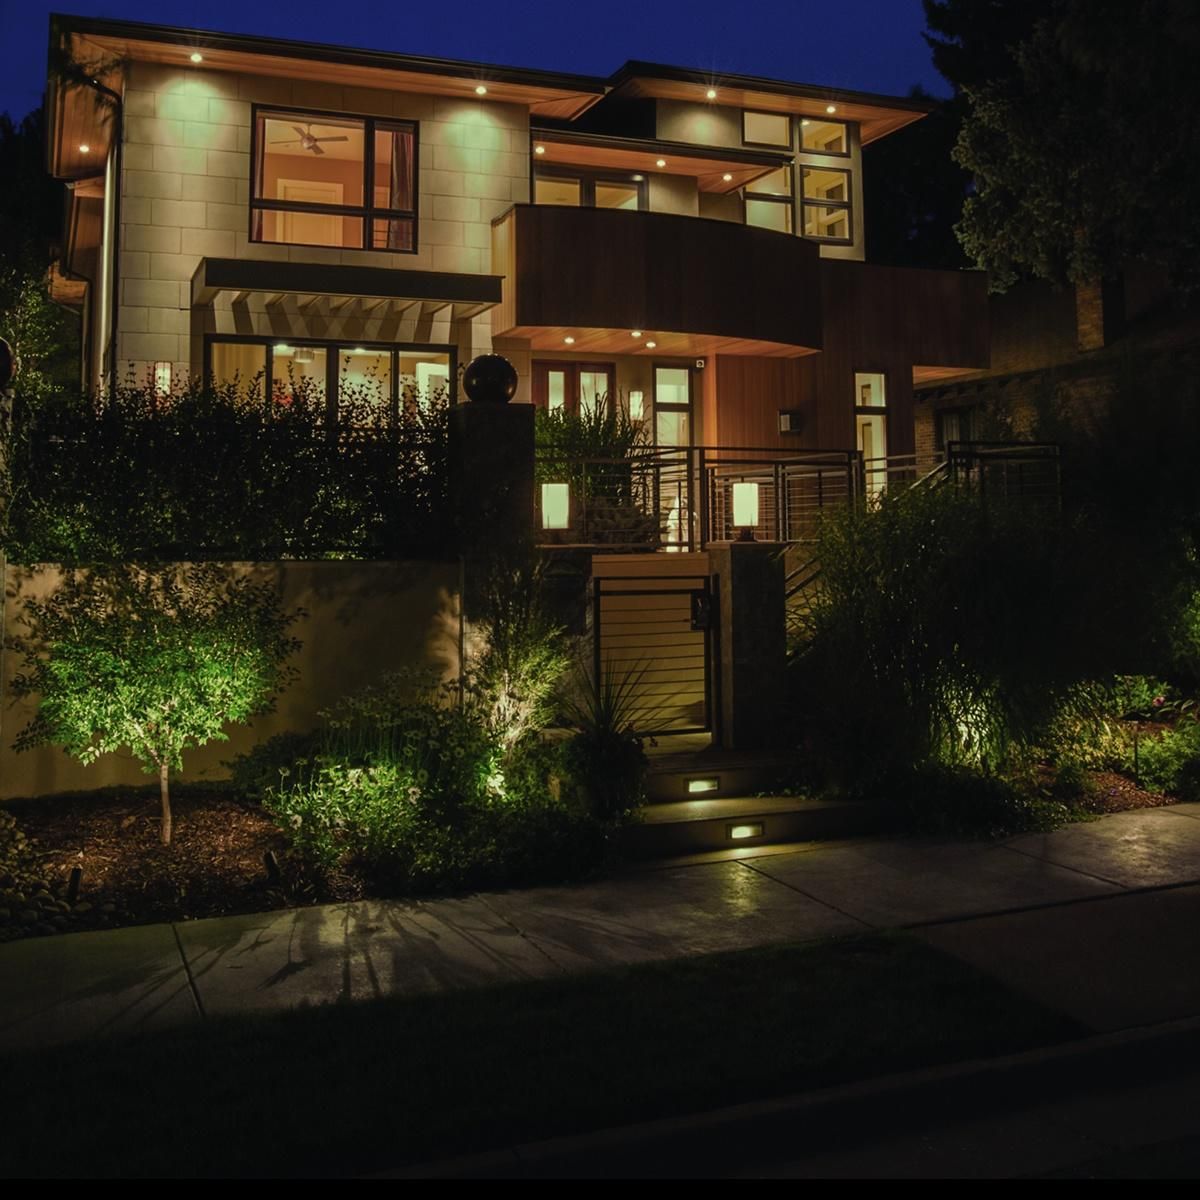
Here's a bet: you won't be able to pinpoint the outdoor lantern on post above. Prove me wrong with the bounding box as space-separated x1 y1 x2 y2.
732 481 760 541
542 482 570 531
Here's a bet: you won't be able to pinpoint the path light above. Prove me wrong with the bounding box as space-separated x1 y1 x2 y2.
542 482 570 531
732 481 760 540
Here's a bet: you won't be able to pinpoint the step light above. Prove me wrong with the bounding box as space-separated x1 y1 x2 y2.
687 777 720 795
728 823 765 842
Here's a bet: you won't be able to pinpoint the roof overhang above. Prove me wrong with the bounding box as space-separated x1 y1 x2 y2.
607 61 934 145
529 129 791 194
191 257 502 320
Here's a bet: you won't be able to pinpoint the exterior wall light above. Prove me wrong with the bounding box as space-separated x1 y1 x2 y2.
729 823 764 841
190 52 204 64
732 481 760 540
475 85 488 95
542 483 570 531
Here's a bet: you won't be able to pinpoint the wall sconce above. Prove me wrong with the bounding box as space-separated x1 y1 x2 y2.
542 482 570 531
153 361 172 398
732 481 760 541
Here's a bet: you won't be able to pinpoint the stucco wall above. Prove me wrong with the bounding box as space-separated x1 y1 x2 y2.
116 61 531 382
0 560 461 800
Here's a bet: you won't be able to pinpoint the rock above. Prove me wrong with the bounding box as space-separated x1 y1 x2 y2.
30 879 50 894
18 909 38 923
50 915 68 929
72 901 93 915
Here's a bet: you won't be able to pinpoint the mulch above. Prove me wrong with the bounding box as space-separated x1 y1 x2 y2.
1080 770 1179 814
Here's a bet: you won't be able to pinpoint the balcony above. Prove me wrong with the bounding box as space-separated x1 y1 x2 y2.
491 204 823 358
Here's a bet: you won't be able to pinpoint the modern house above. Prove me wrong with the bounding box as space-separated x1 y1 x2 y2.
46 14 990 490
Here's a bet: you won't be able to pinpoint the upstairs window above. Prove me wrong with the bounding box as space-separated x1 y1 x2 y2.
742 110 791 148
744 165 794 234
251 109 417 253
533 167 644 211
802 166 852 242
800 118 849 155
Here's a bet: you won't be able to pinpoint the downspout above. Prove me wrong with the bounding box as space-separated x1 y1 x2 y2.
83 76 122 389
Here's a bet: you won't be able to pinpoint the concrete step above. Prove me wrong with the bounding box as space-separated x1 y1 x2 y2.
626 795 874 859
644 749 796 803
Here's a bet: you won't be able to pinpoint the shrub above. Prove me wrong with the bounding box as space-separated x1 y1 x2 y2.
1132 721 1200 800
1 374 450 562
226 730 322 801
262 675 617 893
10 564 303 843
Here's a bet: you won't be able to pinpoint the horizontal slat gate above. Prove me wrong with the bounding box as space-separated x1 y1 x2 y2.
592 554 713 736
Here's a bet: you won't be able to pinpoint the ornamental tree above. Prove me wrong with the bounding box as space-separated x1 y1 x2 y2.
10 564 303 843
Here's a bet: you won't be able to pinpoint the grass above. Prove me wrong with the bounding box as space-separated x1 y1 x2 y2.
0 933 1082 1178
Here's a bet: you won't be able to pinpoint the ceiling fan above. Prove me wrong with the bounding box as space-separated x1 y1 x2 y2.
269 124 348 156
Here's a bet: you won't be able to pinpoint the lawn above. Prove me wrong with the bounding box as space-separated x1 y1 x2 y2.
0 933 1083 1178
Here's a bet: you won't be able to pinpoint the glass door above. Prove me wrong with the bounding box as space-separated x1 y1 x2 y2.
653 365 694 550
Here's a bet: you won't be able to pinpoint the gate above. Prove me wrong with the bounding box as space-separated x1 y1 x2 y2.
591 554 717 738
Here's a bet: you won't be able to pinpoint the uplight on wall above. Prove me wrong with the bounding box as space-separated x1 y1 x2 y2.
542 483 570 531
732 481 760 540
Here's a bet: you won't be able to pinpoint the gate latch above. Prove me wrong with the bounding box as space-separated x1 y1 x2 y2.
690 590 712 632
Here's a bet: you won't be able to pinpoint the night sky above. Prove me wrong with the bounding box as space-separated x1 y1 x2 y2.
1 1 946 122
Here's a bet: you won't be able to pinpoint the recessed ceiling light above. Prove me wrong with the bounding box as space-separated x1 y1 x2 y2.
802 119 810 126
631 330 642 338
705 88 717 100
475 85 488 96
722 172 732 182
631 173 644 181
189 52 203 64
655 158 667 168
534 145 545 155
826 104 837 114
645 341 657 349
79 143 90 153
563 336 575 345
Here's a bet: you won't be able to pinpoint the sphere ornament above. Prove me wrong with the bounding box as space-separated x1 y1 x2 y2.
0 337 14 390
462 353 518 404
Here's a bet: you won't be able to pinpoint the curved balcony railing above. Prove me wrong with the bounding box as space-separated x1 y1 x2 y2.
492 204 823 354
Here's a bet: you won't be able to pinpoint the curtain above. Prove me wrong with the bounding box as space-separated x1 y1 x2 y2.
387 128 414 251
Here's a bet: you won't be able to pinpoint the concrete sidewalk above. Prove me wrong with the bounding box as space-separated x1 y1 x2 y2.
2 802 1198 1054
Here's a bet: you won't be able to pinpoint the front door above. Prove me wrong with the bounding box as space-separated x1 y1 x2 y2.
653 365 694 550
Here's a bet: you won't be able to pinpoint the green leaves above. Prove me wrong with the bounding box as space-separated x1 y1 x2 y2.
10 564 302 781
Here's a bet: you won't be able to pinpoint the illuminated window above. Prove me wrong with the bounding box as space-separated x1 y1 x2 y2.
534 168 645 210
251 109 416 252
801 119 849 155
802 167 852 242
742 110 791 148
746 196 793 233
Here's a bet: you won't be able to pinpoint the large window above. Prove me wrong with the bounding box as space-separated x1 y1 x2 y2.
742 110 791 148
209 338 452 421
744 165 794 234
251 108 417 253
800 118 849 155
802 166 852 242
532 361 616 415
533 167 644 211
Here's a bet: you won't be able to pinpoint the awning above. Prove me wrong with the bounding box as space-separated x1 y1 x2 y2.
191 257 502 321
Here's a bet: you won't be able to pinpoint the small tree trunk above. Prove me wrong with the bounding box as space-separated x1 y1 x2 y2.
159 762 172 845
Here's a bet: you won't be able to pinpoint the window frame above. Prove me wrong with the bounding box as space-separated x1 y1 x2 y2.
532 164 648 211
799 118 851 158
248 104 419 255
740 109 793 150
531 360 618 414
205 334 456 423
801 165 854 245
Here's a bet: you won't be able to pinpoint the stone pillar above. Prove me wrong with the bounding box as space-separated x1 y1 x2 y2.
708 541 787 750
449 354 533 618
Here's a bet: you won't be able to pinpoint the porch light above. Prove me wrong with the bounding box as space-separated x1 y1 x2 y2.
732 481 760 540
729 823 764 841
475 85 488 95
655 159 667 168
542 483 570 531
705 88 717 100
189 52 204 64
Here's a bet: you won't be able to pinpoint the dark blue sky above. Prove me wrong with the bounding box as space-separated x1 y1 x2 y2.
2 1 946 121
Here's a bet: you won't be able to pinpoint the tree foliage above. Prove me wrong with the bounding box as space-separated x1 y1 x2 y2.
927 0 1200 290
9 564 303 842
